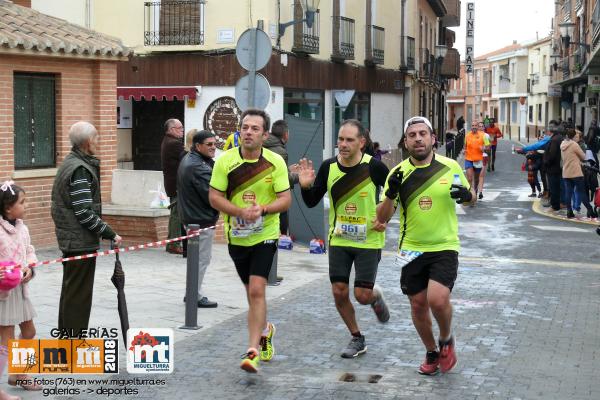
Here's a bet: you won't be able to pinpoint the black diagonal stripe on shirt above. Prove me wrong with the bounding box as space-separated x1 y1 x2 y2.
399 159 451 208
330 163 371 209
226 156 274 198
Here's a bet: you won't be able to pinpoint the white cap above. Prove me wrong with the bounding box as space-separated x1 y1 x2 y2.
404 116 433 134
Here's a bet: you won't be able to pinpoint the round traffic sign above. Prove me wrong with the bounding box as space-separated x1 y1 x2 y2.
235 73 271 111
236 28 272 71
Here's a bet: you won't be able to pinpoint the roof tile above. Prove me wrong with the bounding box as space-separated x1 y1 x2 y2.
0 0 130 58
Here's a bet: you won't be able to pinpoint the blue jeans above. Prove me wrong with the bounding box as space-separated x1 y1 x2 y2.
564 177 592 213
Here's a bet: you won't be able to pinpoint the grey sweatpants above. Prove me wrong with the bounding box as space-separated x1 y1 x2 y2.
195 228 215 297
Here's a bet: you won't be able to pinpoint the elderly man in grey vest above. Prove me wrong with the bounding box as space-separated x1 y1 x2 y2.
51 121 122 338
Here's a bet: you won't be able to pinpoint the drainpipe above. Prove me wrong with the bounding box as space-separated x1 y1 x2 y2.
400 0 407 128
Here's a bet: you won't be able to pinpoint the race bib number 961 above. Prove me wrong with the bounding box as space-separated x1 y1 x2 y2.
334 215 367 242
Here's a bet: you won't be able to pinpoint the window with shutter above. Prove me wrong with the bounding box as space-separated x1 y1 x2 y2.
13 73 56 169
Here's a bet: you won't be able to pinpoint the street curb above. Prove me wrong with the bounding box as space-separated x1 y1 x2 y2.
531 199 598 225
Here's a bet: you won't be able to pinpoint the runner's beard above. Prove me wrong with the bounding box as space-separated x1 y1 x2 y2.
408 144 432 161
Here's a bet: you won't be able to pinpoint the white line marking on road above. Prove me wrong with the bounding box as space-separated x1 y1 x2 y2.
517 193 540 202
531 225 590 233
478 191 501 202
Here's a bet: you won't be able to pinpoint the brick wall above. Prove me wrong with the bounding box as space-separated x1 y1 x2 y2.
0 54 120 248
102 215 226 248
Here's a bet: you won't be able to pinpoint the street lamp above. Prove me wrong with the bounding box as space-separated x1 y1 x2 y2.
558 22 590 51
279 0 320 37
435 44 448 60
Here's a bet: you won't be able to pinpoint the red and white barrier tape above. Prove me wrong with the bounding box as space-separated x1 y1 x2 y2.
2 224 223 270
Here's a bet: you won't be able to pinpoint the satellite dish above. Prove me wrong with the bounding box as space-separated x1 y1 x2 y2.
236 28 272 71
235 73 271 111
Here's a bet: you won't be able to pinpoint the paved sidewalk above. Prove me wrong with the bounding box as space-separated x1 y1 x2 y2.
26 242 328 342
532 199 599 225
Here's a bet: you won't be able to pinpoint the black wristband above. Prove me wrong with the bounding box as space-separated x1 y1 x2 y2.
261 207 268 217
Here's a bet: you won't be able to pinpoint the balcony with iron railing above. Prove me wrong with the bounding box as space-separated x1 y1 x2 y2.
404 36 415 70
332 16 355 61
576 0 583 11
441 0 461 27
365 25 385 65
440 48 460 78
498 76 511 93
562 57 570 79
292 9 320 54
144 0 205 46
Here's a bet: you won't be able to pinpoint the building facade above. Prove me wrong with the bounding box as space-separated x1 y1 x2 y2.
526 37 560 140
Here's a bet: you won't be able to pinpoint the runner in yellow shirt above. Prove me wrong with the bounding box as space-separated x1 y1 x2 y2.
377 116 475 376
209 109 291 373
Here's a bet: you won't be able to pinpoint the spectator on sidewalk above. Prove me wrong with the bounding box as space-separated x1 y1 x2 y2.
161 118 185 255
585 125 600 166
264 120 300 283
177 130 219 308
516 126 553 199
543 121 565 211
561 129 598 219
373 142 390 161
51 121 122 338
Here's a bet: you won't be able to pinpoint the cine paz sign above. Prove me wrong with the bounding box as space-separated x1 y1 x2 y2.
465 2 474 74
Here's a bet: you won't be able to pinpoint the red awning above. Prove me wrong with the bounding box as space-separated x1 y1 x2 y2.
117 86 197 101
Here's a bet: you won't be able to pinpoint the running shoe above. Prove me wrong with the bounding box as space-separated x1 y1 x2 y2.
259 322 276 361
418 350 440 375
240 348 260 373
371 285 390 323
439 337 457 373
478 191 484 199
340 335 367 358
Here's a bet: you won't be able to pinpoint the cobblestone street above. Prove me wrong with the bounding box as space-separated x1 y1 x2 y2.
127 255 600 400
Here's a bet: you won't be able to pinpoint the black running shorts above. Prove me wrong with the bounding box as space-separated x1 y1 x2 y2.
228 240 277 284
400 250 458 295
329 246 381 289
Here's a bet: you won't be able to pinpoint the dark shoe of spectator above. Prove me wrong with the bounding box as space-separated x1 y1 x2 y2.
538 193 543 198
567 210 575 219
276 276 284 282
587 209 598 219
478 192 483 200
184 296 218 308
528 192 536 198
166 245 183 255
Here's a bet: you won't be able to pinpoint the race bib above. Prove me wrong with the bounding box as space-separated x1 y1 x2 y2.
334 215 367 242
395 249 423 268
231 216 264 237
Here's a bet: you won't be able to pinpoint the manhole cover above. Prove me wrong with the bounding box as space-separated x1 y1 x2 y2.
338 373 382 383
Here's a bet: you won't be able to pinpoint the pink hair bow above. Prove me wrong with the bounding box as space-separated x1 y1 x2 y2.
0 180 15 195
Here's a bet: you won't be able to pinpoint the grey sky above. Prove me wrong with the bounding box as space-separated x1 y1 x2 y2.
450 0 555 58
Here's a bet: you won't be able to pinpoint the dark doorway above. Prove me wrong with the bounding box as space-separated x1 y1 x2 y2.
132 99 184 170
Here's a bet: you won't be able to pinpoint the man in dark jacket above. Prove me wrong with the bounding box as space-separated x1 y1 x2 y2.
177 130 219 308
52 121 122 337
263 120 299 235
161 118 185 254
543 121 565 211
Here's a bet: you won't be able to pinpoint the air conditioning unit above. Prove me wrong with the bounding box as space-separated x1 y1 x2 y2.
587 97 598 107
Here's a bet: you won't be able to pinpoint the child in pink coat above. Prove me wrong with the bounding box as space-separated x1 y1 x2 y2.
0 181 41 399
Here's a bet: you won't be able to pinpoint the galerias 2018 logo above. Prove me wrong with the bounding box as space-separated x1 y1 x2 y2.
127 329 173 374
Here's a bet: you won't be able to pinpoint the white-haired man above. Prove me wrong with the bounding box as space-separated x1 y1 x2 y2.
51 121 122 338
377 116 474 375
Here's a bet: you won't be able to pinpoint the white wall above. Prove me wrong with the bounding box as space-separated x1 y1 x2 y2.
370 93 403 149
324 90 335 159
188 85 284 132
31 0 89 27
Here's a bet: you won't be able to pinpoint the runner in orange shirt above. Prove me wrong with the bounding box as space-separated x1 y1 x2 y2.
485 121 503 172
464 121 486 199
